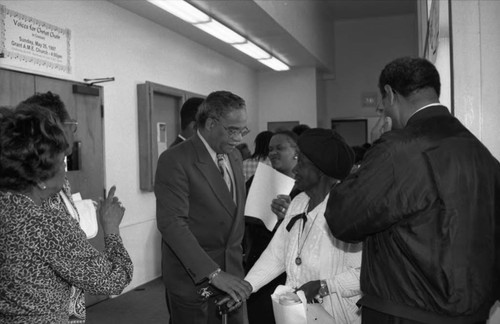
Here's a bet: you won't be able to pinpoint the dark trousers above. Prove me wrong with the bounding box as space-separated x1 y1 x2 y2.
167 289 246 324
246 274 285 324
361 307 487 324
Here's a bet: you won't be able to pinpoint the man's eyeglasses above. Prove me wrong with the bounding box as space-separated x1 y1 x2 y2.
64 120 78 133
214 118 250 138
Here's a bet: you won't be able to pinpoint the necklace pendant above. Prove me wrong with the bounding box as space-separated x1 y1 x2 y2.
295 257 302 265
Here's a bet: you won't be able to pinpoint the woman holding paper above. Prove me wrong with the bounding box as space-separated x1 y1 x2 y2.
244 130 300 324
245 128 363 324
16 91 129 323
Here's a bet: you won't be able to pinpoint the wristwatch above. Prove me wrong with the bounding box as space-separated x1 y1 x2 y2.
318 280 329 297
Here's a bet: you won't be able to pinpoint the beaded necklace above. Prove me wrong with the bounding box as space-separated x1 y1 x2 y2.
16 193 38 205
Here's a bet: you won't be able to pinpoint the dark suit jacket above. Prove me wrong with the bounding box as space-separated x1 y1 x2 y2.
155 134 246 297
169 135 184 148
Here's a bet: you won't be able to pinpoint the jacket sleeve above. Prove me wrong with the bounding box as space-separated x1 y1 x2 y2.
325 135 434 243
245 220 287 292
154 150 219 284
25 210 133 295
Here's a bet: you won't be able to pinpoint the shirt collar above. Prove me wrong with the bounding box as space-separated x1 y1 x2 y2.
178 134 186 141
409 103 442 120
197 130 219 165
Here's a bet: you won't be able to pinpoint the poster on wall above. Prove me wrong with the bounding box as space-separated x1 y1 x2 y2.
424 0 439 63
0 4 73 77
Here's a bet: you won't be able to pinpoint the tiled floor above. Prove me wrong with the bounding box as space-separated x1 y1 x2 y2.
85 277 170 324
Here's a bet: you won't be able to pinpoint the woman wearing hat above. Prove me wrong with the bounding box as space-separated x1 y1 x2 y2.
244 128 363 324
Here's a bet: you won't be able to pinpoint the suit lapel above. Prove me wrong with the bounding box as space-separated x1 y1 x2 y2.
192 135 236 217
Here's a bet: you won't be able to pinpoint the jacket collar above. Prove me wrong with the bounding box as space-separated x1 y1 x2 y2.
406 105 451 127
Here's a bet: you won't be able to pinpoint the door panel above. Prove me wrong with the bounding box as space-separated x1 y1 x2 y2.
1 69 107 307
34 76 105 201
0 69 35 107
152 91 180 174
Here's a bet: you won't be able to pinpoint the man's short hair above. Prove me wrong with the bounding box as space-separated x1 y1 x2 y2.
378 57 441 98
18 91 70 122
292 124 311 136
196 91 246 127
180 97 204 130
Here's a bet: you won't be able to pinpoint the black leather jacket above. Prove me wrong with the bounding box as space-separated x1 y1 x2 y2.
325 106 500 323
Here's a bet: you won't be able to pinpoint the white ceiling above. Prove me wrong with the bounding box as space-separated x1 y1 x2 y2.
109 0 417 71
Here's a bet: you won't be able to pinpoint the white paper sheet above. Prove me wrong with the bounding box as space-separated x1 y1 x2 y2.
244 162 295 231
71 192 98 239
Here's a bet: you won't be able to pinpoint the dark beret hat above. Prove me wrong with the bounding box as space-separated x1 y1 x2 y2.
297 128 355 180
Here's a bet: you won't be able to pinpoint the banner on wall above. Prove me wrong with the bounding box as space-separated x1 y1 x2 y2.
0 4 73 76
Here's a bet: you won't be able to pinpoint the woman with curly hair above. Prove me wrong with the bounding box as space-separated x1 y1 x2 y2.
0 105 133 324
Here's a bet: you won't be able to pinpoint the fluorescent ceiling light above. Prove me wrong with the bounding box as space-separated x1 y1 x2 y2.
232 41 271 60
258 57 290 71
194 20 246 44
147 0 209 24
149 0 290 71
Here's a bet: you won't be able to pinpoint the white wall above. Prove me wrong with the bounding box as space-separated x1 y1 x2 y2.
257 67 317 133
255 0 335 72
0 0 259 292
451 0 500 161
323 14 418 139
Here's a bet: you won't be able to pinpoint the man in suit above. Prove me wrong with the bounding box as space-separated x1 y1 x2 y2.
170 97 204 148
325 57 500 323
155 91 252 324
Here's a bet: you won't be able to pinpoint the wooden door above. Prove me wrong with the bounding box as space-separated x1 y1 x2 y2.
0 69 34 107
0 68 107 306
137 82 184 191
152 91 181 172
34 76 105 202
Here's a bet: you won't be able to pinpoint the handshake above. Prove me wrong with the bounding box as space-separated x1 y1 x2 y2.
197 270 252 315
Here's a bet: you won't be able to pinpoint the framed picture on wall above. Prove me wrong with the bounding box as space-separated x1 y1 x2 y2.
267 121 299 132
331 118 367 147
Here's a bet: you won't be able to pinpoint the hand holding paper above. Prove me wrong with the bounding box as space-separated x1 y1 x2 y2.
245 163 295 231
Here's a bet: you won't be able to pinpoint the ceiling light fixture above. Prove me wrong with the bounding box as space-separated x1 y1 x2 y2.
232 41 271 60
147 0 209 24
194 19 246 44
147 0 289 71
258 57 290 72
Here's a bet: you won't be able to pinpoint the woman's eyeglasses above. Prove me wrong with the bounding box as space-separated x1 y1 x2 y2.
64 120 78 133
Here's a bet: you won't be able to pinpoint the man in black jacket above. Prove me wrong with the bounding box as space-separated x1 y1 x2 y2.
169 97 204 147
325 57 500 323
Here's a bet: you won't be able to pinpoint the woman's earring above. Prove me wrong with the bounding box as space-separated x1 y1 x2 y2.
37 182 47 190
293 155 298 160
